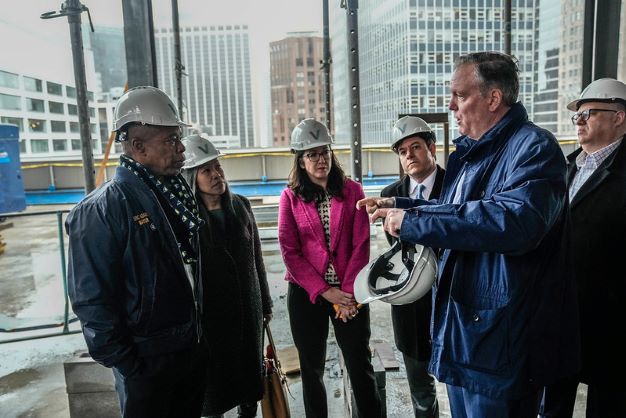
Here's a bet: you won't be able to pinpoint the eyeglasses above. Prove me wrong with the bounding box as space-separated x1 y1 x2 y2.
304 149 332 162
570 108 619 125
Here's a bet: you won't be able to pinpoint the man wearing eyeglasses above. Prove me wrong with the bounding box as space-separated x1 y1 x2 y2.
540 78 626 418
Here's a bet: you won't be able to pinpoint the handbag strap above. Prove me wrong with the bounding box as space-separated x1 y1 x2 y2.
264 319 281 364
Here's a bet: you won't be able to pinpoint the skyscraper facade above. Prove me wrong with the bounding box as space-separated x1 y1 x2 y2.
558 0 585 136
331 0 539 145
154 25 255 148
533 2 560 135
269 33 328 147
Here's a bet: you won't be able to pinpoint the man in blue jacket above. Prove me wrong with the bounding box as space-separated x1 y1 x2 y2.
66 86 207 418
358 52 580 417
381 116 444 418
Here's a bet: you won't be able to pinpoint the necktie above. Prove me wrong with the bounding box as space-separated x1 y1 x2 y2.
417 184 426 199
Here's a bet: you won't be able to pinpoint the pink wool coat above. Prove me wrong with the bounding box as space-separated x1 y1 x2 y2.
278 179 370 304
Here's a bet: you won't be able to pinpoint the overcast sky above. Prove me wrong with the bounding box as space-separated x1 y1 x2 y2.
1 0 328 145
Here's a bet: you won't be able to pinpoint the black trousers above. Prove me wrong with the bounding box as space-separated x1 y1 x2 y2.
402 354 439 418
288 283 383 418
113 342 208 418
540 374 626 418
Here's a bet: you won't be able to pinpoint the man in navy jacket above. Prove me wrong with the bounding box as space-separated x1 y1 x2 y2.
380 116 444 418
66 87 207 418
359 52 580 417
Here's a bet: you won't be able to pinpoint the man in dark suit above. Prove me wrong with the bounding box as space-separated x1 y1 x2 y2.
541 78 626 418
380 116 445 418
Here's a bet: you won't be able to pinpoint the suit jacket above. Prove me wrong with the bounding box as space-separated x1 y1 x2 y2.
567 136 626 385
380 165 445 361
278 179 370 304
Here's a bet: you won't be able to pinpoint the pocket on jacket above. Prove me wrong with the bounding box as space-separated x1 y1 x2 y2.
447 299 510 374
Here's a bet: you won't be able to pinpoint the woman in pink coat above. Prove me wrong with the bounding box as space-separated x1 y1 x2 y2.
278 119 383 418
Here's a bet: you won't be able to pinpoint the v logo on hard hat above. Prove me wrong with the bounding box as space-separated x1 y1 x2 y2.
310 129 321 139
397 123 407 134
198 144 210 154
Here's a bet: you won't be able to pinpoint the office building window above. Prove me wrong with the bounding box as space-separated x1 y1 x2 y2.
69 122 79 133
28 119 46 132
71 139 81 150
53 139 67 151
51 121 66 132
1 117 23 131
68 104 78 115
66 86 76 98
30 139 49 153
49 101 65 114
0 93 21 110
26 98 45 112
0 70 19 89
24 76 43 92
47 82 63 96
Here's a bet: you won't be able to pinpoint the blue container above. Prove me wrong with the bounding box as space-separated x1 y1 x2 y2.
0 124 26 214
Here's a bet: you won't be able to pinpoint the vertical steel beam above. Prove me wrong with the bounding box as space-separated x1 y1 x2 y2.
122 0 158 88
322 0 332 131
582 0 622 85
172 0 184 120
504 0 512 55
66 0 95 193
344 0 362 183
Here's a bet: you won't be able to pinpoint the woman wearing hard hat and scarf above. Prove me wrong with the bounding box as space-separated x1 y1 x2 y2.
278 119 383 418
181 134 273 418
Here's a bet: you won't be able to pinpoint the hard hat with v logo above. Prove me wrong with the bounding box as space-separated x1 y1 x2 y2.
181 133 223 169
290 118 334 152
391 116 435 153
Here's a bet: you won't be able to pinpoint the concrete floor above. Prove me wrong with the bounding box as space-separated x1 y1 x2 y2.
0 204 588 417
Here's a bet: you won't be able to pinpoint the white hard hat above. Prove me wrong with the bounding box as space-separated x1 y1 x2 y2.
113 86 189 141
182 133 223 169
567 78 626 111
290 118 334 152
354 240 438 305
391 116 435 153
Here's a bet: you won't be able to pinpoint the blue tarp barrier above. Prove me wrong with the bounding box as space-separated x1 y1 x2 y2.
0 124 26 214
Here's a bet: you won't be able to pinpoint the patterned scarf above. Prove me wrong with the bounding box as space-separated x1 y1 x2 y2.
120 154 204 263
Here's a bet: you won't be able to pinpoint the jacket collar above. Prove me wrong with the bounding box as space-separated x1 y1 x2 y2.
567 135 626 207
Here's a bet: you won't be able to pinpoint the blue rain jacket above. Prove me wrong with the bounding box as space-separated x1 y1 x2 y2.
397 103 580 399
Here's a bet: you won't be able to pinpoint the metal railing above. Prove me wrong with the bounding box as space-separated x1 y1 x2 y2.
0 209 81 344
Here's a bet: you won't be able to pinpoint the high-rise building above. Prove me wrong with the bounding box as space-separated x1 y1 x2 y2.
90 26 127 93
154 25 255 148
269 33 328 147
331 0 539 144
557 0 585 136
534 2 560 135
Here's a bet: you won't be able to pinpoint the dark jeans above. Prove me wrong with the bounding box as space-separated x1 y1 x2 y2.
112 342 208 418
541 375 626 418
402 354 439 418
447 384 542 418
288 283 383 418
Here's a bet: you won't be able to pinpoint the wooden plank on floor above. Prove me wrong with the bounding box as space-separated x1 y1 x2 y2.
277 345 300 375
0 222 13 232
371 341 400 370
